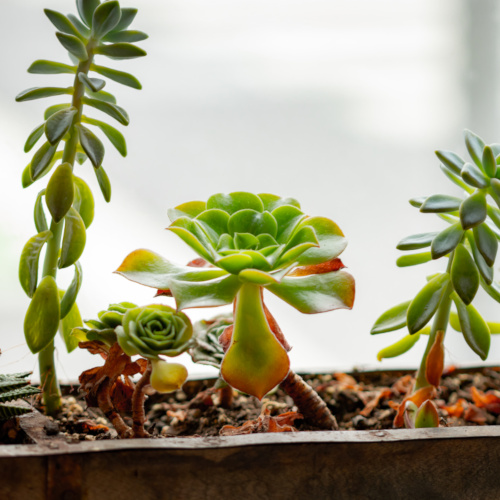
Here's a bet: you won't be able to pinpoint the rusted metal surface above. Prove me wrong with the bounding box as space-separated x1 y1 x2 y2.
1 410 500 500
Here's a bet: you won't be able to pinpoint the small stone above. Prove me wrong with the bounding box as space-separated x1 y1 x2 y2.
66 396 77 405
69 404 83 414
84 434 95 441
44 420 60 436
161 426 173 436
352 415 369 430
217 414 229 425
175 392 187 402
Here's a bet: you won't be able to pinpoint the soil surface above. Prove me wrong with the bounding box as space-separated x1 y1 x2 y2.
3 367 500 443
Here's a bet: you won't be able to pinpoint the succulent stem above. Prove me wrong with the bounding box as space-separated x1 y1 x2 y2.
131 361 152 438
414 254 454 391
279 370 338 430
97 377 132 439
38 39 96 415
218 385 234 409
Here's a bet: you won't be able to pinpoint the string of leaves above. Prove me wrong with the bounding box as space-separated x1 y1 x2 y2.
372 130 500 374
16 0 147 414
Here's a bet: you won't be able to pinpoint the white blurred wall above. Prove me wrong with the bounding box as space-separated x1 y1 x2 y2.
1 0 499 381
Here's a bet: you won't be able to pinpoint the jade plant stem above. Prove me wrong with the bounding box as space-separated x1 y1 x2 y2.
38 40 96 415
414 254 454 391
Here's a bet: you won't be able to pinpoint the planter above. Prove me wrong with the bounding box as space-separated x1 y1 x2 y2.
1 408 500 500
2 367 500 499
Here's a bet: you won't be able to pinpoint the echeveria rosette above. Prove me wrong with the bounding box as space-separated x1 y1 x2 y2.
115 304 193 393
116 192 355 399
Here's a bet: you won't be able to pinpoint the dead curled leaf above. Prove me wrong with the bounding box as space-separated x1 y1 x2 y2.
219 407 303 436
464 404 488 425
439 398 467 418
359 388 392 417
470 387 500 415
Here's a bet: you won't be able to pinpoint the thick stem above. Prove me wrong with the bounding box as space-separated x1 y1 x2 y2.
414 256 454 391
97 378 132 439
38 341 61 415
131 362 152 438
218 385 234 409
280 370 338 430
37 40 97 415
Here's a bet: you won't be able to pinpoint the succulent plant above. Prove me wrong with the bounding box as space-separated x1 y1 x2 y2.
371 130 500 427
116 191 355 408
17 0 147 414
76 303 193 438
0 371 41 421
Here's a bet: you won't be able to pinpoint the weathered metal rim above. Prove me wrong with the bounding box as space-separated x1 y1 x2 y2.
1 425 499 458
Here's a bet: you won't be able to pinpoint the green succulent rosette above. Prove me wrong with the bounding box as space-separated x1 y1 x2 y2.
190 315 232 369
116 192 355 399
72 301 137 346
115 304 193 359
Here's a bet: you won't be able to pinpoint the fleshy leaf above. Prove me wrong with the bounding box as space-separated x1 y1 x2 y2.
34 189 48 233
56 33 88 61
94 43 146 59
167 201 207 223
273 205 306 243
59 208 86 269
295 217 347 266
102 30 148 43
207 192 264 214
397 232 438 251
168 218 217 263
82 97 129 125
77 124 104 168
24 124 45 153
377 331 422 361
420 195 462 213
451 243 479 305
473 223 498 267
258 193 300 212
78 73 106 93
452 292 490 360
73 176 95 228
46 163 74 223
430 222 463 259
268 269 355 314
414 400 440 428
82 116 126 156
396 252 433 267
58 289 82 353
220 283 290 399
460 191 487 230
15 86 72 102
91 1 121 38
435 150 465 175
467 232 493 285
94 165 111 202
371 300 411 335
45 107 77 145
464 129 486 170
425 330 445 387
24 276 60 354
77 0 101 27
19 230 53 298
28 60 76 75
228 210 278 238
169 275 242 310
407 273 450 334
461 163 489 189
91 64 142 89
60 262 83 320
115 249 226 289
30 142 59 181
482 146 497 178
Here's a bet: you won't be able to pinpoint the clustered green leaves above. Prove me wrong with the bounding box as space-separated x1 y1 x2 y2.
372 130 500 387
19 0 147 358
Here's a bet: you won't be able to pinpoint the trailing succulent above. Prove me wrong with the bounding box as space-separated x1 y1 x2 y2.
116 192 355 428
371 130 500 427
75 302 193 438
17 0 147 414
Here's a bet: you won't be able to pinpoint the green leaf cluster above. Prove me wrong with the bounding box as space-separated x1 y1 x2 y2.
0 371 41 421
372 130 500 369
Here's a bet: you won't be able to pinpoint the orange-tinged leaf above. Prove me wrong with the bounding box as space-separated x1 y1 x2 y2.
359 388 392 417
393 385 436 428
464 404 488 424
289 258 345 277
440 398 467 418
470 386 500 414
425 330 445 387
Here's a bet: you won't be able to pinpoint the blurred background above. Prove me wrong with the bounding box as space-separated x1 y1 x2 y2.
1 0 500 381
